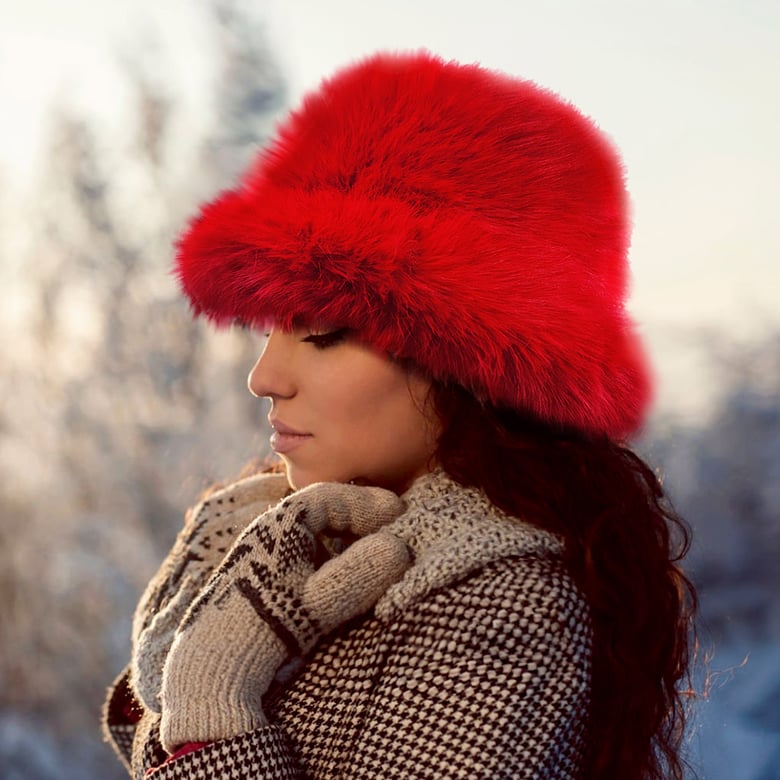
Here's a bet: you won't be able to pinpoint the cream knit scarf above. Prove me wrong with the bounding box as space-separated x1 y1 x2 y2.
377 469 564 621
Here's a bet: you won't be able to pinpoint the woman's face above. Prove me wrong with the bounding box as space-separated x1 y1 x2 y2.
248 326 441 493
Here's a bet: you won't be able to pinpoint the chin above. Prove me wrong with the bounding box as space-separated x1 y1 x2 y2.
283 463 348 491
283 469 310 491
284 459 425 494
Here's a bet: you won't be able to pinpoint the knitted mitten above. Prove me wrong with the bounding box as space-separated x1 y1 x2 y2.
132 472 291 711
159 482 411 753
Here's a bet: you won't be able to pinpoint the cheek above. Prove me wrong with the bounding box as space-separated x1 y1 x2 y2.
339 370 434 456
295 346 438 488
313 355 408 431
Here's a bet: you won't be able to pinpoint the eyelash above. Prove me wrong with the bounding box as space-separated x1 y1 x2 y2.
302 328 349 350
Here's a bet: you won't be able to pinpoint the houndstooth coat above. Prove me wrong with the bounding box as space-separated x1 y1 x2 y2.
103 470 593 779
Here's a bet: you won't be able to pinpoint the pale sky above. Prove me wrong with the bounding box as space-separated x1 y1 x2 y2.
1 0 778 417
275 0 780 335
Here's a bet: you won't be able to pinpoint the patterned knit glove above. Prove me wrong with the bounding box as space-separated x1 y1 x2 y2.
158 482 411 754
131 472 291 711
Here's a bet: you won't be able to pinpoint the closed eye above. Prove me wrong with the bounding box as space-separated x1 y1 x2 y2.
302 328 350 349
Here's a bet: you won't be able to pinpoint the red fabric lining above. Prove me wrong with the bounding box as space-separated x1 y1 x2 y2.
145 742 208 776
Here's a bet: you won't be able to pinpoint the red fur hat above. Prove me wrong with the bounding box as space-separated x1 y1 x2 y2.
175 50 651 439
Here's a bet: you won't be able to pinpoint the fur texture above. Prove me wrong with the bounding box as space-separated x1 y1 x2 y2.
175 50 651 438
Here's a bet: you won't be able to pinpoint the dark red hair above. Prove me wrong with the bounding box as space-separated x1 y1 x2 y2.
428 380 697 780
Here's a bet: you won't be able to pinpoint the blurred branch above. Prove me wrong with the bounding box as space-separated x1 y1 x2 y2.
0 4 285 774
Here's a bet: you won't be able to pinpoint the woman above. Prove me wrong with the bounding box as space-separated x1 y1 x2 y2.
103 51 696 779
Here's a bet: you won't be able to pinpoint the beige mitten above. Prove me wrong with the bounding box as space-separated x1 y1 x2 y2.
159 482 411 753
131 472 291 711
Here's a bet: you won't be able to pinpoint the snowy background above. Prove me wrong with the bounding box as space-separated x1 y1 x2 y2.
0 1 778 777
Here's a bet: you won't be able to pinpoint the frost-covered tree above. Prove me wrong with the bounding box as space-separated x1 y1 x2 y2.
641 333 780 780
0 4 285 776
646 333 780 642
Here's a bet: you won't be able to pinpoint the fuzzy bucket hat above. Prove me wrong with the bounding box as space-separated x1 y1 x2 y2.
175 50 652 439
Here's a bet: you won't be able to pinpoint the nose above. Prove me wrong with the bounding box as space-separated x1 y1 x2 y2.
247 329 296 399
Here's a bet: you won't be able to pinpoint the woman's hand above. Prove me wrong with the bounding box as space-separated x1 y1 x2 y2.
158 482 411 754
131 472 291 712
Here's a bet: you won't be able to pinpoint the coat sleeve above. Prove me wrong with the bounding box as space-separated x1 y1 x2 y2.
102 667 303 779
342 555 593 779
102 667 144 774
142 728 302 779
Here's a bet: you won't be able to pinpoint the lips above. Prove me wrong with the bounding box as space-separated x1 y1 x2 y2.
269 417 312 454
269 417 310 436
